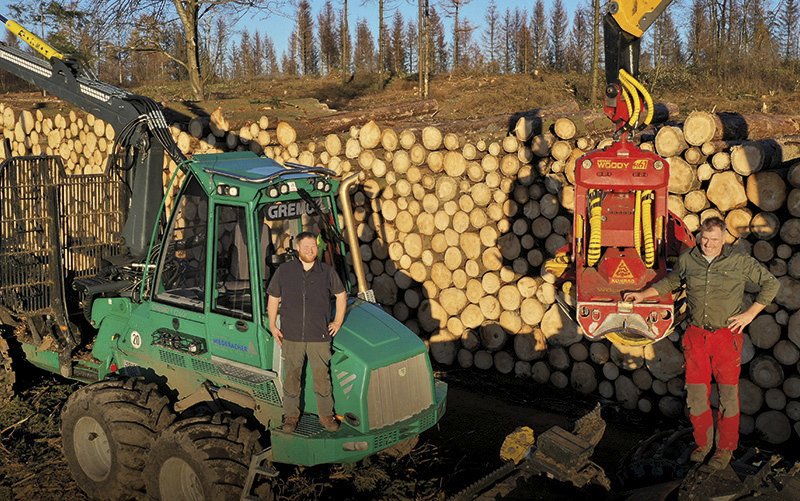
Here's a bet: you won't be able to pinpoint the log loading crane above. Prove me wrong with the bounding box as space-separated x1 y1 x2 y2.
449 2 799 499
545 0 696 348
0 16 446 500
449 0 695 497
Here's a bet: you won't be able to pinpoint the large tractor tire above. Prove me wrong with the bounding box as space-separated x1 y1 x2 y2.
61 378 175 500
0 333 18 402
144 413 263 501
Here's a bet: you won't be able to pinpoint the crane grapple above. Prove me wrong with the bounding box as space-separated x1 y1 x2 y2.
569 138 694 346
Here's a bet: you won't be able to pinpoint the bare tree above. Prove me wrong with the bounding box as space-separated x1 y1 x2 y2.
566 7 590 73
92 0 284 100
440 0 471 70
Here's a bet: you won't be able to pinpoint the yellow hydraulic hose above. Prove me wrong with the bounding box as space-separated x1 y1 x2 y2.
633 190 642 256
620 69 655 126
641 190 655 267
587 190 603 267
618 73 640 126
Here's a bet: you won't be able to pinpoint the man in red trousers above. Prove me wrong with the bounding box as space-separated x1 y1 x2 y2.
625 217 779 470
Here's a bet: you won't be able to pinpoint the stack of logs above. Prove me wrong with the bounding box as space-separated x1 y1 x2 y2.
3 100 800 445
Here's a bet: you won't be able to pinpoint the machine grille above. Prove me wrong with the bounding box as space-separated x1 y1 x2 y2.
159 350 186 367
253 381 282 405
367 353 432 430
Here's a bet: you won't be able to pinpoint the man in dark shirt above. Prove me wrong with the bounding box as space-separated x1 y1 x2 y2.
267 231 347 433
625 217 779 470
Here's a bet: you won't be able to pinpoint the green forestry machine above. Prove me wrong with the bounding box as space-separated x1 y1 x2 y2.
0 17 446 500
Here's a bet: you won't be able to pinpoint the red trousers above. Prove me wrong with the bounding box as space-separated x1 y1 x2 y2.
682 325 742 451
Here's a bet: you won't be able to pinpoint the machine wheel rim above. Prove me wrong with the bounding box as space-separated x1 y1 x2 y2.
159 457 205 501
72 416 112 482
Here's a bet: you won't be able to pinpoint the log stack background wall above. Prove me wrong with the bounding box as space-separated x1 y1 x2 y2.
3 102 800 445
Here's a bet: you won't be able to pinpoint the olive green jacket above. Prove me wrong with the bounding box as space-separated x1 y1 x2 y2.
652 245 780 330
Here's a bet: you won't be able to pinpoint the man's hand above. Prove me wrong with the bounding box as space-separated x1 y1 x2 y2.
623 287 659 304
727 311 757 334
624 291 646 303
328 321 342 337
271 325 284 346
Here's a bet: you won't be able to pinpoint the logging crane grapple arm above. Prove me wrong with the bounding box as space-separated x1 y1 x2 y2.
0 13 185 259
546 0 695 348
0 15 187 377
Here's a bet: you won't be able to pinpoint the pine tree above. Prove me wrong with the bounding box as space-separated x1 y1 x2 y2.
566 8 590 72
253 32 264 77
513 8 530 73
354 18 376 72
283 30 299 76
405 20 417 73
390 10 406 75
296 0 319 75
548 0 568 70
482 0 500 73
501 8 514 73
318 0 340 75
780 0 799 61
262 33 279 76
686 0 709 69
427 6 448 73
531 0 548 70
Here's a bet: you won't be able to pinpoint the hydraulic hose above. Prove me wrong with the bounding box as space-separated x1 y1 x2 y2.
587 190 603 267
620 69 655 126
618 71 640 126
641 190 655 267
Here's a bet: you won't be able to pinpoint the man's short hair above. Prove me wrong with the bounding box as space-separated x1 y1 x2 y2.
295 231 317 246
699 217 726 234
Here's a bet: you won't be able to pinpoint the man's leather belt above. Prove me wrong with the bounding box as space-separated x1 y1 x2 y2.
692 324 722 332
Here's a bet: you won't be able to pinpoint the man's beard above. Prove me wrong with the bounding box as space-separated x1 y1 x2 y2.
299 253 316 263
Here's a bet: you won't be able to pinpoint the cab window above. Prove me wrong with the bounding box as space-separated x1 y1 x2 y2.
213 205 253 320
154 177 208 310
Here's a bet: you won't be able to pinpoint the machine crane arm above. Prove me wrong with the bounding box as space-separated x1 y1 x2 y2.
0 15 186 259
603 0 675 132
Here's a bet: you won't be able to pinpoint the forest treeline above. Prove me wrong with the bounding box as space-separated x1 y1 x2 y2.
1 0 799 102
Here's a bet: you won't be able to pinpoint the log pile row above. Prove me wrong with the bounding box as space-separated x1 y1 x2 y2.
0 104 116 174
3 101 800 445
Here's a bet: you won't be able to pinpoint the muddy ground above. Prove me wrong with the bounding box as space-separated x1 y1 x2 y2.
4 361 788 501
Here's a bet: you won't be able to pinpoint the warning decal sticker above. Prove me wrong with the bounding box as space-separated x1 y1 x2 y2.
610 260 635 283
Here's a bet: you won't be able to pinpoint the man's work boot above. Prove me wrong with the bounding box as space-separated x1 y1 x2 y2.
690 445 712 463
282 416 299 433
708 449 733 470
320 415 340 432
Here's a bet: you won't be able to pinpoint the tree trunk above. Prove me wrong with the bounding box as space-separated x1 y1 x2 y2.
683 111 800 145
749 355 785 389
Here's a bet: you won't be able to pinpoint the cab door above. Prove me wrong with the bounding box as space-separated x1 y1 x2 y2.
205 204 261 367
